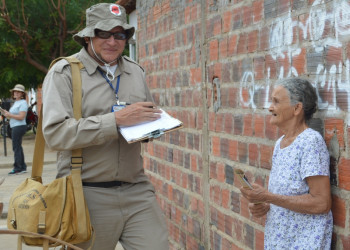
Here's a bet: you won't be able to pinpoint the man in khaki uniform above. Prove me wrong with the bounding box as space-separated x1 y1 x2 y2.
42 3 169 250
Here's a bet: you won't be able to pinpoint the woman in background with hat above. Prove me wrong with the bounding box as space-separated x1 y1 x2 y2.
3 84 28 175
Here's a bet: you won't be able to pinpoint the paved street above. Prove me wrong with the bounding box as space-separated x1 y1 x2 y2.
0 133 123 249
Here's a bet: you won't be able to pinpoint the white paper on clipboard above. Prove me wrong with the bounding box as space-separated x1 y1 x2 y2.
119 109 183 143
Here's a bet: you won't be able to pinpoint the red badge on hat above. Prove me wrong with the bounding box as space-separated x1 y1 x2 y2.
110 4 121 16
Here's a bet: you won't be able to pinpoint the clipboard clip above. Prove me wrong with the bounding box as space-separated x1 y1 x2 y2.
145 129 164 139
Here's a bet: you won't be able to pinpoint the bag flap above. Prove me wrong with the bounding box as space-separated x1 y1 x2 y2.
7 177 67 237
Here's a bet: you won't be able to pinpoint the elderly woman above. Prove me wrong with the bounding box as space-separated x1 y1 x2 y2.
240 78 332 249
3 84 28 175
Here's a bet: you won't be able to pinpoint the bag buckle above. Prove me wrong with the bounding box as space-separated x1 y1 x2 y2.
71 157 83 169
10 219 17 229
37 223 46 234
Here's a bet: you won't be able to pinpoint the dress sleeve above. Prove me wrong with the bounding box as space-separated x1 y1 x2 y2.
300 132 330 179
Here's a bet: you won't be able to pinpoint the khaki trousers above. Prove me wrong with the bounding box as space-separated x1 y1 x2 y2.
76 181 169 250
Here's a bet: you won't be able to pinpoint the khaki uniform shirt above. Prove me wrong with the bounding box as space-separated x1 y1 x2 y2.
42 48 153 183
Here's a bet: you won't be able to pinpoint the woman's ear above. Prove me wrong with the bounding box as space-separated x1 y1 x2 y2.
294 102 303 116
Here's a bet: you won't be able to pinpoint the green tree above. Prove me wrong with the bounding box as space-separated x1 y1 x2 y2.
0 0 106 98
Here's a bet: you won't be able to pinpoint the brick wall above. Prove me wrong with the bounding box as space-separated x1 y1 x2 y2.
136 0 350 249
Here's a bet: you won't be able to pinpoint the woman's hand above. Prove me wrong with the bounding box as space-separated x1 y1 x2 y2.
249 203 270 218
240 183 269 204
3 111 11 119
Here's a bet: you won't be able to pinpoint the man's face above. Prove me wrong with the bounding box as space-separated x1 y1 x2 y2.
87 26 126 65
268 85 296 128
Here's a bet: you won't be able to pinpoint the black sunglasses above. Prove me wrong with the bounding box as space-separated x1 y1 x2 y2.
95 30 127 40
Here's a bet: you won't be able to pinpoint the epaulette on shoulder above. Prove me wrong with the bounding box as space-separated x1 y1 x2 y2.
123 56 144 72
49 58 70 74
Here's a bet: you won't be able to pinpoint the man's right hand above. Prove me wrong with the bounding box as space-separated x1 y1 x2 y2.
114 102 162 126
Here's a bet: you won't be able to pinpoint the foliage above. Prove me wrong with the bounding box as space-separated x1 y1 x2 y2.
0 0 111 98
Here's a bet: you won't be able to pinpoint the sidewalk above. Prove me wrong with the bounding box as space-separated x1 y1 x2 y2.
0 133 124 249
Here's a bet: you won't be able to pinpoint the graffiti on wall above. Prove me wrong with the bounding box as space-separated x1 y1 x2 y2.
239 0 350 113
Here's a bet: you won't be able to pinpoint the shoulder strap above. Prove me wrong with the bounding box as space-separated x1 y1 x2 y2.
31 57 92 243
31 56 84 180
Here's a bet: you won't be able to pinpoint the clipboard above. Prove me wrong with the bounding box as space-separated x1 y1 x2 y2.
119 109 183 143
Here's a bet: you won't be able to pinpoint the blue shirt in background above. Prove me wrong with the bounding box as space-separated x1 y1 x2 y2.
9 99 28 128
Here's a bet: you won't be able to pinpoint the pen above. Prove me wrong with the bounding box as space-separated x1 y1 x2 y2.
118 102 155 109
119 102 131 105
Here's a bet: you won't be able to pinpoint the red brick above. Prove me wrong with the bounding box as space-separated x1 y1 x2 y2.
242 5 253 26
247 30 258 53
217 210 225 232
340 234 350 250
209 112 216 131
254 114 265 138
191 154 198 172
332 194 346 228
224 113 234 134
277 52 290 78
265 116 279 140
219 37 229 59
209 39 219 61
260 145 273 169
254 57 265 80
265 54 277 78
249 143 259 167
190 67 202 85
215 113 225 132
238 142 248 163
228 139 238 161
338 158 350 190
326 46 342 69
240 195 250 218
223 11 232 33
222 189 230 209
232 217 244 242
237 33 247 54
217 162 226 182
292 48 306 75
252 0 263 23
228 34 238 56
277 0 290 15
184 6 191 24
325 118 344 148
255 229 265 250
243 114 253 136
259 26 270 51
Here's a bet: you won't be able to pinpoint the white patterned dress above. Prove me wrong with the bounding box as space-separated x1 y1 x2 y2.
265 128 333 250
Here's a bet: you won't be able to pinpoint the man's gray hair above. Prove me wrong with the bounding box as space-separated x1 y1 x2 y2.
276 78 318 122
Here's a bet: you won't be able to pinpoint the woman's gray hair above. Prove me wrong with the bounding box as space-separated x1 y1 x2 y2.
276 78 318 121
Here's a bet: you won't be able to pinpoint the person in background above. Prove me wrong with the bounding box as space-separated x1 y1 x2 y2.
240 78 332 249
42 3 168 250
3 84 28 175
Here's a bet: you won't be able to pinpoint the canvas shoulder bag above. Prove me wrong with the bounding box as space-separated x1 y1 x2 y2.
6 57 93 249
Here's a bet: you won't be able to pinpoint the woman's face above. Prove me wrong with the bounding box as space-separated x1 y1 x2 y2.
13 91 23 100
268 86 296 127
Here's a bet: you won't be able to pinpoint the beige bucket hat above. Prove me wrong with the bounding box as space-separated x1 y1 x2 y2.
73 3 135 46
10 84 25 93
